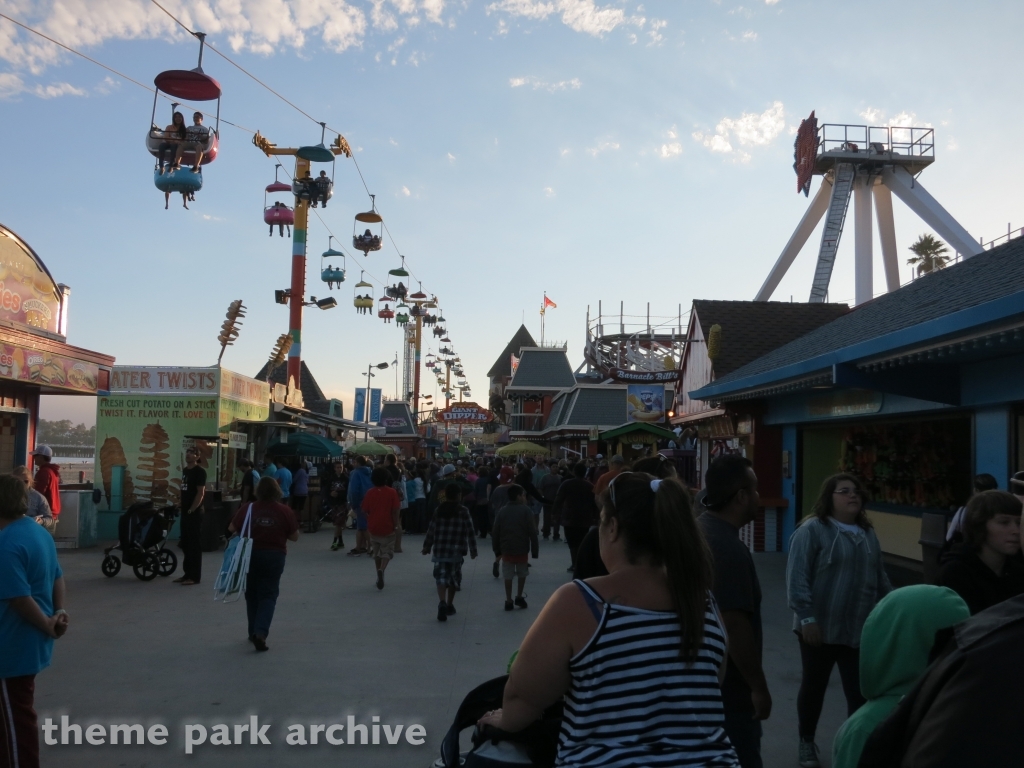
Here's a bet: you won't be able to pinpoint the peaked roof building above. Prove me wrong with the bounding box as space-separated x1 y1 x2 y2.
487 324 537 382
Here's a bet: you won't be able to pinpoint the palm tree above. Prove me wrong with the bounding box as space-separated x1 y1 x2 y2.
907 234 951 277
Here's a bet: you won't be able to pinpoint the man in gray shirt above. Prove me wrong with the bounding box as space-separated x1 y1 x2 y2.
14 465 55 534
491 485 539 610
697 454 770 768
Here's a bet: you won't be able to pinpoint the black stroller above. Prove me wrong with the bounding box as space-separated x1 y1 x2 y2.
101 501 179 581
433 676 562 768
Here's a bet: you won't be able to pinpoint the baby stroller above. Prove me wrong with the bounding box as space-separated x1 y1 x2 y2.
101 501 179 581
433 676 562 768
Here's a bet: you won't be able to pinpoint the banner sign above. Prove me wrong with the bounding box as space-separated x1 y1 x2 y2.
626 385 667 424
0 344 99 393
383 417 405 428
228 431 247 449
439 403 494 423
609 368 681 384
354 388 383 422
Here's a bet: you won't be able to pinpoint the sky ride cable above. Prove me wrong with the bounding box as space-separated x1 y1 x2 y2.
149 0 428 303
2 7 456 358
0 12 255 133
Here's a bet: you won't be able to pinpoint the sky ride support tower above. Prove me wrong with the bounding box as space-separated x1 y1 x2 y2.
756 113 983 306
253 128 351 389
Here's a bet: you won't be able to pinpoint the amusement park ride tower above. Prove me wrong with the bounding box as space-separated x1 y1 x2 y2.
756 113 983 306
252 128 351 387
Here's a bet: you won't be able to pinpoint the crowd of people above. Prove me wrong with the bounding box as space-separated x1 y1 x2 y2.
3 443 1023 768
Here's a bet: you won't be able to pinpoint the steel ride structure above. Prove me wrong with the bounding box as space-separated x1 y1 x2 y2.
757 112 982 306
583 301 689 378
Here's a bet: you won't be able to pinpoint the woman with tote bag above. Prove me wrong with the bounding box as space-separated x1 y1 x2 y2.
227 477 299 651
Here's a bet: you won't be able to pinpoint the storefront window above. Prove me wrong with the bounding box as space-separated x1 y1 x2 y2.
840 417 971 510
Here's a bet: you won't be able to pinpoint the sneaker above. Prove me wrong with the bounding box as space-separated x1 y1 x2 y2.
514 596 528 609
253 635 268 652
330 540 341 551
504 600 514 611
376 570 385 590
798 740 820 768
437 601 448 622
446 603 456 616
492 562 500 578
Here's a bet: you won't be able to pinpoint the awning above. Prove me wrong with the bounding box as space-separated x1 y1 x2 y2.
600 423 676 441
265 432 343 458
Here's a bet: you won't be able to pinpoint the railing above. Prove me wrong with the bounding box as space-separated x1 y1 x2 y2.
817 124 935 160
981 223 1024 251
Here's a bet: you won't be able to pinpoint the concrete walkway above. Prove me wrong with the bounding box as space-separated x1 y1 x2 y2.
38 532 853 768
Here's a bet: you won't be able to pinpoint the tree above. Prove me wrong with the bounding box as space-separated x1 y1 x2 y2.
37 419 96 446
907 233 951 277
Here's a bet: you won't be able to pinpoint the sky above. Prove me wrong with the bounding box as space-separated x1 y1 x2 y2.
1 0 1022 426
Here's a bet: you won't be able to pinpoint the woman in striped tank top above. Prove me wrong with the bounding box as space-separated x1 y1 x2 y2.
478 472 739 767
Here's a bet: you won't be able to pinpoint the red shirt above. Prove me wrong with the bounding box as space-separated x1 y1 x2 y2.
230 501 298 552
34 463 61 516
362 486 400 536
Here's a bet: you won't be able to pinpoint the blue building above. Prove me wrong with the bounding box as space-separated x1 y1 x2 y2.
691 237 1024 569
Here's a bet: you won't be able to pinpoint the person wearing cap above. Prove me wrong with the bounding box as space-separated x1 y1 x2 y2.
697 454 770 768
428 464 458 521
31 446 60 521
593 455 627 497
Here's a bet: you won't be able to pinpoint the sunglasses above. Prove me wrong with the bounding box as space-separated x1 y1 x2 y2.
833 488 861 497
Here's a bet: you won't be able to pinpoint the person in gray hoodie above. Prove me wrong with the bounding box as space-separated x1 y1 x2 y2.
491 485 539 611
786 472 892 768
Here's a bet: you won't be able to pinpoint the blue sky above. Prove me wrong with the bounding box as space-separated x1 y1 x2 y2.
1 0 1021 425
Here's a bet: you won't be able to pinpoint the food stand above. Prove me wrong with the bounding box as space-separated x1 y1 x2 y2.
94 365 269 538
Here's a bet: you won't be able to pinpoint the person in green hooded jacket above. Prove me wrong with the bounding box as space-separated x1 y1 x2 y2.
831 584 970 768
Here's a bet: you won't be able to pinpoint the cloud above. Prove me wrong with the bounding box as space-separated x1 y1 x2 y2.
692 101 785 161
544 186 555 197
647 18 667 45
487 0 637 37
946 137 959 151
1 0 370 74
765 0 780 4
741 30 757 41
858 107 932 128
509 76 581 92
95 75 121 94
587 140 620 157
446 152 456 162
658 142 682 158
400 185 411 196
0 73 87 99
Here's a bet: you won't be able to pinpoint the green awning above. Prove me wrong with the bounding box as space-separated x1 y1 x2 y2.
599 423 676 441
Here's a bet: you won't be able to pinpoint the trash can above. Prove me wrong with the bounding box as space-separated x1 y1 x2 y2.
919 512 949 584
201 497 232 552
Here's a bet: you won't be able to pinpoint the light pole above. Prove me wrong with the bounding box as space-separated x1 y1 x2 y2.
363 362 389 442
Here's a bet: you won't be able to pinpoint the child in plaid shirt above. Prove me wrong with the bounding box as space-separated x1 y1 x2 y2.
422 484 478 622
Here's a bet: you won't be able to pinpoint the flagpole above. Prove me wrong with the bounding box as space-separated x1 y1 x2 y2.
541 292 546 345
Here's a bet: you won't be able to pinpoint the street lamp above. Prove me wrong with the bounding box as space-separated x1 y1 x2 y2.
363 361 389 442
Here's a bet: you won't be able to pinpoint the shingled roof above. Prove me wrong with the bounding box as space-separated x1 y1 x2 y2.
254 360 327 407
487 324 537 379
703 236 1024 394
507 347 577 391
693 300 850 378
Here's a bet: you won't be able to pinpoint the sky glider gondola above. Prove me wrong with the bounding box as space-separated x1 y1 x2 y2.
353 271 374 314
354 195 383 254
148 33 220 196
292 124 335 208
320 236 346 289
264 164 294 236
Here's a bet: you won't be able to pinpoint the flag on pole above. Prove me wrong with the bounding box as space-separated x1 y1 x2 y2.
540 294 557 315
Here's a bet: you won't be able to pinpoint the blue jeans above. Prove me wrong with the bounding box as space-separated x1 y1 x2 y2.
245 549 286 639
